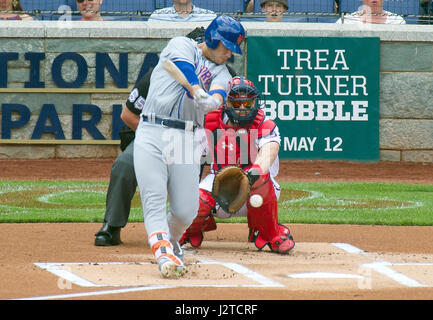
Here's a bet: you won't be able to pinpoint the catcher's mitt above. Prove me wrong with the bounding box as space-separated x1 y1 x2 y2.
212 165 250 214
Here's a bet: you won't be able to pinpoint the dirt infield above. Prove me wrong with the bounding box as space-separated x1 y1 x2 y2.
1 159 433 300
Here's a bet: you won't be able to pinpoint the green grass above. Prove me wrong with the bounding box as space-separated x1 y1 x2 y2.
276 182 433 226
0 180 432 226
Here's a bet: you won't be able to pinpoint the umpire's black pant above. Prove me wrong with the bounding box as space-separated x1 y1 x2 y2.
103 141 137 227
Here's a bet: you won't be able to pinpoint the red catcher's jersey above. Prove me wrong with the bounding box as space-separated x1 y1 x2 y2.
203 108 276 172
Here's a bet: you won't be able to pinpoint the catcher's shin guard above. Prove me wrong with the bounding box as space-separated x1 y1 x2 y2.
179 189 216 248
249 224 295 254
247 174 279 241
247 176 295 253
249 224 291 248
269 232 295 253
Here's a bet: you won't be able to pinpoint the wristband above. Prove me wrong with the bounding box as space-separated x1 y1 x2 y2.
246 164 263 187
208 89 227 104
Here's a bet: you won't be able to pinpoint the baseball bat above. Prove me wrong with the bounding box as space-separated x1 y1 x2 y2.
163 59 197 98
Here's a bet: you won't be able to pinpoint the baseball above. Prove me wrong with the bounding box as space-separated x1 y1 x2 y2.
250 194 263 207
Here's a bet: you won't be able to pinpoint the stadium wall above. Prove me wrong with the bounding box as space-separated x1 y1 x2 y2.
0 20 432 162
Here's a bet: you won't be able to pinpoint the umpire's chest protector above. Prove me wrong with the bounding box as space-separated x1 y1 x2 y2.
204 109 276 170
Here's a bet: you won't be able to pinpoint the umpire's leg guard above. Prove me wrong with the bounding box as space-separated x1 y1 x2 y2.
179 189 216 248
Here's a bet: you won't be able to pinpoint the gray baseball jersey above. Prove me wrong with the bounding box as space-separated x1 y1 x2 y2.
140 36 232 127
133 36 232 249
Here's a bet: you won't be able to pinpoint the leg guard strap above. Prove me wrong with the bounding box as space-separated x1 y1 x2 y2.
180 189 217 248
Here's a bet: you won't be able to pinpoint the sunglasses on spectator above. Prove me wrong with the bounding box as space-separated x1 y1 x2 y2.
77 0 94 3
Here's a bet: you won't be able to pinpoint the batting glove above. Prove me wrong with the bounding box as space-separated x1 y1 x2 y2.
193 88 221 113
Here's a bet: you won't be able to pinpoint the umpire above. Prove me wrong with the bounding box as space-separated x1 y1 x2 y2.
93 67 150 246
94 27 235 246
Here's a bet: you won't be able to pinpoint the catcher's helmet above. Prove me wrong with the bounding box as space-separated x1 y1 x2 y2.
225 76 260 127
205 15 245 55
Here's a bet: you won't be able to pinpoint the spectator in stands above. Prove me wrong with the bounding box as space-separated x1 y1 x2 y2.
76 0 104 21
420 0 433 24
148 0 216 22
259 0 288 22
245 0 288 22
336 0 406 24
0 0 33 20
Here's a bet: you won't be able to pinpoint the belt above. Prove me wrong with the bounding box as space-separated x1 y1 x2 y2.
142 114 197 131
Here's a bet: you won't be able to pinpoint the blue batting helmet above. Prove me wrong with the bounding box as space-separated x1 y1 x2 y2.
205 15 245 55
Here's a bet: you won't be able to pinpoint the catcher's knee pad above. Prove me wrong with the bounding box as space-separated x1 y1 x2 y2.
180 189 216 248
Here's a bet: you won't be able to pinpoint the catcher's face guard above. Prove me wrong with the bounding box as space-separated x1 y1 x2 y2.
225 76 260 127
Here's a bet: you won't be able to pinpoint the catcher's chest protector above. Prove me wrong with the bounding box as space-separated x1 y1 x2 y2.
205 109 274 171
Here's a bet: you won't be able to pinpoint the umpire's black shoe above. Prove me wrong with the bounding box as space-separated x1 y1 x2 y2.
94 223 122 246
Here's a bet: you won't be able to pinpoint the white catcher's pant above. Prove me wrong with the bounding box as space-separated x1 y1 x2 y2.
133 121 200 243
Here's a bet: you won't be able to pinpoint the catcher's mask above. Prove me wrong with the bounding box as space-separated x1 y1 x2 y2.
225 76 260 127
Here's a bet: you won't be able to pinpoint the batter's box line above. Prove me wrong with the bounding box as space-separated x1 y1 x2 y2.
33 260 284 288
20 260 284 300
331 243 432 288
361 262 433 288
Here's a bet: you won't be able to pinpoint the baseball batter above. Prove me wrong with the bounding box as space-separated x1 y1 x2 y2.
94 27 214 247
125 15 245 278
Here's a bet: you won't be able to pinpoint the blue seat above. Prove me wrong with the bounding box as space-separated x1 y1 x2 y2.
339 0 419 23
154 0 167 10
20 0 64 11
100 0 155 12
65 0 155 13
99 0 154 20
63 0 153 21
193 0 245 13
253 0 336 22
20 0 67 20
62 0 76 11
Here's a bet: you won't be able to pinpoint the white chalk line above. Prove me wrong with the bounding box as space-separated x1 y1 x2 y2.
331 243 431 288
16 242 433 300
14 259 283 300
288 272 364 279
287 243 432 288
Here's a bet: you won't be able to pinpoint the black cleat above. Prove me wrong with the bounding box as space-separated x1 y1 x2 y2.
94 223 122 246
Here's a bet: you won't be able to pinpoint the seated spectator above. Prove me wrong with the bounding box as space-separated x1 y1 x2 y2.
0 0 33 20
420 0 433 24
259 0 288 22
77 0 104 21
336 0 406 24
148 0 216 22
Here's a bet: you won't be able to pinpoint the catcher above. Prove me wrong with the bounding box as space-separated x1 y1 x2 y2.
180 76 295 253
